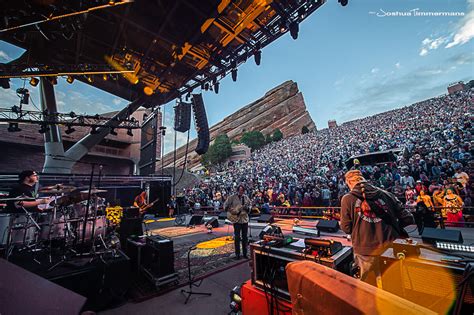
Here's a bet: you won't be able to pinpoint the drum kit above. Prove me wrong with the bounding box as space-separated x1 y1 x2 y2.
0 184 109 261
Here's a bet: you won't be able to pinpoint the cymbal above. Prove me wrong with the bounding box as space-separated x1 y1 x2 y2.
39 184 76 194
79 189 107 194
0 196 36 202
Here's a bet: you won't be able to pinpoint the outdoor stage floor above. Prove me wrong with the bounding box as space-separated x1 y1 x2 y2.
101 216 474 315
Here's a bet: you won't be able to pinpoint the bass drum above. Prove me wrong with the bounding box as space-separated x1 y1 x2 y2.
76 216 107 241
38 212 67 240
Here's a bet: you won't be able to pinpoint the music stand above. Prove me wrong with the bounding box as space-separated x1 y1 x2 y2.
181 246 212 304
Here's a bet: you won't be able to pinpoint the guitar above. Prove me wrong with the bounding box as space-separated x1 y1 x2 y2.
139 198 159 215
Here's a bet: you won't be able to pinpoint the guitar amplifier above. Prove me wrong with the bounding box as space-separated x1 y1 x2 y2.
142 235 175 278
379 247 474 314
250 240 353 301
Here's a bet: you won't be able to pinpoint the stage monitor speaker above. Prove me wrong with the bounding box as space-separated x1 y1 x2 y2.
205 217 219 228
218 211 227 220
191 94 209 155
174 101 191 132
142 235 175 278
188 214 204 226
317 220 340 233
257 214 274 223
421 227 463 244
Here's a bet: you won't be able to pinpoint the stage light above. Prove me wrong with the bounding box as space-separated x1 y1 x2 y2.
65 125 76 134
66 75 74 84
214 81 219 94
87 75 94 83
11 105 21 114
280 21 287 33
254 50 261 66
436 242 474 253
298 7 306 19
90 126 99 134
7 122 21 132
143 86 153 96
201 81 205 90
102 74 108 81
339 0 348 6
49 76 58 85
29 77 39 87
109 128 118 136
289 21 299 40
204 82 209 91
16 88 29 105
127 128 133 137
38 124 50 134
231 68 237 82
69 111 77 118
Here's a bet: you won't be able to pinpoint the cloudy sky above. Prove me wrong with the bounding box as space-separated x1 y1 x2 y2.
1 0 473 154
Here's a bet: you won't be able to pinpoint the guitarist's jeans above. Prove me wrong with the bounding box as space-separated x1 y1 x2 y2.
233 223 248 258
354 254 382 288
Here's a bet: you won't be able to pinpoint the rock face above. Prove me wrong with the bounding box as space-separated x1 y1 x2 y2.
162 80 315 169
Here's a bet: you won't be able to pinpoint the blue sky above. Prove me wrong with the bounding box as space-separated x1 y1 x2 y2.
1 0 473 154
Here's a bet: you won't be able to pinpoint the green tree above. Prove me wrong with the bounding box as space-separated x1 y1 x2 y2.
201 134 232 167
301 125 310 134
241 130 266 151
272 128 283 142
265 133 272 144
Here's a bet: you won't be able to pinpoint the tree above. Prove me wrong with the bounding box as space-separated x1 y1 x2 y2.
467 80 474 89
241 130 266 151
301 125 310 134
265 133 272 144
272 128 283 142
201 134 232 167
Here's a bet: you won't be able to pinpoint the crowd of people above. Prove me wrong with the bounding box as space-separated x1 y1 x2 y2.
178 89 473 224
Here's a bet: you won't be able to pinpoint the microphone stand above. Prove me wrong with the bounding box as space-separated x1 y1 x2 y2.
90 165 103 253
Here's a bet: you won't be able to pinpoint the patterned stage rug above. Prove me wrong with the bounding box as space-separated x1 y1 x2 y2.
149 225 206 238
127 235 248 303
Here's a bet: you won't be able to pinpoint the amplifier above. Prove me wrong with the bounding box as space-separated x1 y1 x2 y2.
250 239 353 301
304 238 343 257
142 235 175 278
379 247 474 314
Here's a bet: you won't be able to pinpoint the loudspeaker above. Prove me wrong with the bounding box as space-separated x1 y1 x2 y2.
143 235 175 278
205 217 219 228
188 214 204 226
257 214 274 223
218 211 227 220
191 94 209 155
317 220 340 233
119 217 143 246
421 227 463 244
174 101 191 132
149 180 172 216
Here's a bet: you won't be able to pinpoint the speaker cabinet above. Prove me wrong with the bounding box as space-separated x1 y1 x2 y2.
188 215 204 226
142 236 175 278
174 101 191 133
191 94 209 155
421 227 463 244
317 220 340 233
205 217 219 228
257 214 274 223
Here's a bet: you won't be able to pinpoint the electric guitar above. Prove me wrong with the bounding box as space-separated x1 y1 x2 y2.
139 198 159 215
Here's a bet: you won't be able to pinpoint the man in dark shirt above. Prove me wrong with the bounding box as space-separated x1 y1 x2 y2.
7 170 50 213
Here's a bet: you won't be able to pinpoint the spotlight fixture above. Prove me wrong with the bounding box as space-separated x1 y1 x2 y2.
254 50 261 66
298 7 306 19
109 128 118 136
102 74 108 81
231 68 237 82
7 122 21 132
126 128 133 137
143 86 153 96
86 75 94 83
338 0 348 6
11 105 21 114
65 125 76 135
90 126 99 134
289 21 299 40
66 75 74 84
214 81 219 94
49 76 58 85
16 88 29 105
69 111 77 118
280 21 287 33
29 77 39 87
204 83 209 91
38 124 50 134
201 81 205 90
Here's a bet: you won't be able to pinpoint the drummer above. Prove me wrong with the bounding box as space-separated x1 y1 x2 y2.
6 170 50 213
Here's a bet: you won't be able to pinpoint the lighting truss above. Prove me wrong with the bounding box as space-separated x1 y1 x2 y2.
0 65 133 79
0 108 141 129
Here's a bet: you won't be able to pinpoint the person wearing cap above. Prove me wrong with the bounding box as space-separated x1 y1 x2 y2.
6 170 51 213
224 184 251 260
340 170 411 285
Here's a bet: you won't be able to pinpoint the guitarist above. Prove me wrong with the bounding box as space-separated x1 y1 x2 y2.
133 190 158 216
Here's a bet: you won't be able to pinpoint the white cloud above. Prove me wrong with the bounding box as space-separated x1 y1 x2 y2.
371 68 379 74
0 50 11 61
395 62 401 69
445 7 474 48
419 36 448 56
113 98 124 106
